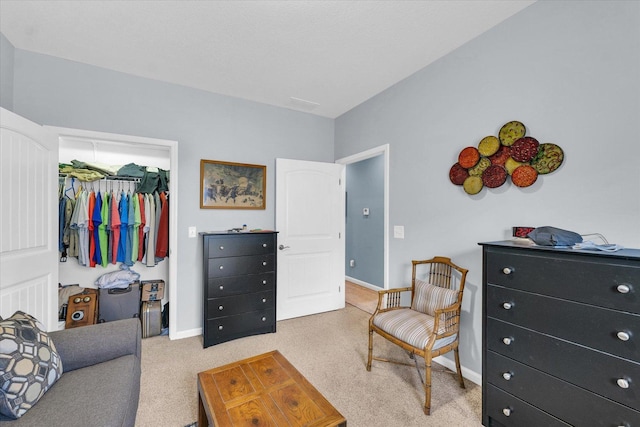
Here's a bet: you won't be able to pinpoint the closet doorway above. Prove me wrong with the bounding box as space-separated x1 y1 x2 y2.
48 126 179 339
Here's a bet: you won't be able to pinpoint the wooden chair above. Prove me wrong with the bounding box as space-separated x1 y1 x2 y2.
366 257 468 415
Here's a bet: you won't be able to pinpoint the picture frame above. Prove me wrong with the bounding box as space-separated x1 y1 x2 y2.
200 159 266 209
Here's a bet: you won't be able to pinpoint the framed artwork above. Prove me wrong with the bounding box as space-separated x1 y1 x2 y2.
200 159 266 209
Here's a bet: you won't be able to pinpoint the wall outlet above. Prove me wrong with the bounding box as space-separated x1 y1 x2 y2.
363 207 369 216
349 259 355 267
188 226 197 238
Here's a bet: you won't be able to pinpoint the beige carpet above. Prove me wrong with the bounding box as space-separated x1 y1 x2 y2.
136 305 482 426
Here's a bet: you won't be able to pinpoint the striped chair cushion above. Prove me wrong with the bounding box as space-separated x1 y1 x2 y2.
372 309 457 350
411 279 459 316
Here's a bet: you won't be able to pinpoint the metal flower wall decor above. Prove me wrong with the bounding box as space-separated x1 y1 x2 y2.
449 121 564 195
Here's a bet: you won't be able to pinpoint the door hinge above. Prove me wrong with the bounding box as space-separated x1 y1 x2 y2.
339 285 341 293
339 232 341 239
339 178 341 186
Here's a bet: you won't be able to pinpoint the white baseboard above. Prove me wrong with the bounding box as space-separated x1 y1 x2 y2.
345 276 383 291
170 327 202 340
433 355 482 386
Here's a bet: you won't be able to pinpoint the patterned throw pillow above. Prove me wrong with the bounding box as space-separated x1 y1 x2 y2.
411 279 459 316
0 311 63 419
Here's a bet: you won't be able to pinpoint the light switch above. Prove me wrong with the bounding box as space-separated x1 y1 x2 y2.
393 225 405 239
188 226 197 238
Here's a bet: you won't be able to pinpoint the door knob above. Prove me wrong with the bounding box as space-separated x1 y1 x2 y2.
279 245 290 250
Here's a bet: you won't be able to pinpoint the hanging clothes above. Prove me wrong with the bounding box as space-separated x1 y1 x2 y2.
99 190 109 267
67 189 80 259
146 193 156 267
110 190 121 265
154 192 162 263
137 192 146 262
58 192 75 261
58 171 169 269
155 192 169 259
93 192 103 266
69 190 82 261
117 191 129 264
88 191 97 268
76 190 90 266
130 192 141 265
125 191 135 266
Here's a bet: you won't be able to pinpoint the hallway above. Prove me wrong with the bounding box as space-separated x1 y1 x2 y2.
345 281 378 314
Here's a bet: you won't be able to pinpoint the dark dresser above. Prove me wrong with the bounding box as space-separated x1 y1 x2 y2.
202 231 277 348
480 240 640 427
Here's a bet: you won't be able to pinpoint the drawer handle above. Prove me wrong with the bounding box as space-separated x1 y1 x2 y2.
617 378 630 389
261 317 267 322
502 372 513 381
219 246 224 250
262 298 267 303
218 305 224 311
502 302 513 310
617 331 631 341
502 267 513 275
502 337 513 346
218 325 223 330
617 284 631 294
262 243 268 248
262 280 267 285
219 265 224 270
262 261 267 266
502 408 512 417
219 285 224 290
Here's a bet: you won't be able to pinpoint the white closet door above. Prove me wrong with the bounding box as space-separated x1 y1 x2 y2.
0 108 59 330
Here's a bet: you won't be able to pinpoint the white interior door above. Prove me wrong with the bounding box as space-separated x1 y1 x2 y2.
275 158 345 320
0 108 58 331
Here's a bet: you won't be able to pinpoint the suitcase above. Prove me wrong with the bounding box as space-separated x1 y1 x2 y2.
141 300 162 338
141 280 165 301
98 282 141 323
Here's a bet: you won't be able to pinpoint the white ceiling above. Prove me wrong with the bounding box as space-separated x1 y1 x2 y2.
0 1 535 118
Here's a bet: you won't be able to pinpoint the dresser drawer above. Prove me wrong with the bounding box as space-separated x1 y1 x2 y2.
204 309 276 347
206 234 275 257
207 290 274 318
486 318 640 410
485 351 640 426
485 384 570 427
486 247 639 314
487 285 640 362
207 254 275 278
207 272 274 298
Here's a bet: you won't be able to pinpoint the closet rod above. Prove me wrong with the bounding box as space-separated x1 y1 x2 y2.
59 173 142 183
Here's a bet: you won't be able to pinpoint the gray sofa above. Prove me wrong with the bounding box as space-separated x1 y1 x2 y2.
1 318 141 427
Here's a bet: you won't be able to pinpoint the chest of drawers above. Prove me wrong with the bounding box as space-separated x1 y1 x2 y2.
480 241 640 427
202 232 277 348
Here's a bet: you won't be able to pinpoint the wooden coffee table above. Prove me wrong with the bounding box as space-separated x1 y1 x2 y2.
198 350 347 426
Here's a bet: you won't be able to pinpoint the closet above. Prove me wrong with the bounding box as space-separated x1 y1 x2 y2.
52 127 178 336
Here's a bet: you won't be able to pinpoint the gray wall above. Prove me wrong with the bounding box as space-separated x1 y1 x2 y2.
3 0 639 380
0 32 15 110
345 155 384 287
8 48 334 334
335 0 640 377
